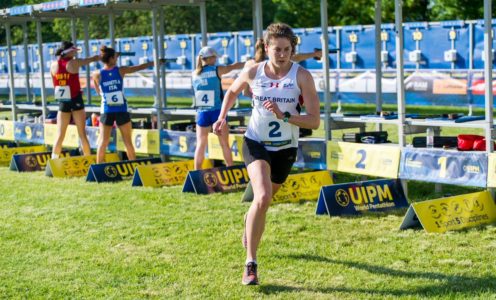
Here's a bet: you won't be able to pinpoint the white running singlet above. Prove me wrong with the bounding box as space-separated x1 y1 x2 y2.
245 61 301 151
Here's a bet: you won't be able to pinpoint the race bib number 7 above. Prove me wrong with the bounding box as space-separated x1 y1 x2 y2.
54 86 71 101
194 90 214 107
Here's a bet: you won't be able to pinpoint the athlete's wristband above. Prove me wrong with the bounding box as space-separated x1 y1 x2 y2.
282 111 291 123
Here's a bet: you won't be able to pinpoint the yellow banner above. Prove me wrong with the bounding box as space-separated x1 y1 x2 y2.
116 129 160 155
0 145 46 165
0 120 14 141
411 191 496 233
273 170 333 204
327 141 400 178
44 124 80 148
207 133 244 162
487 153 496 187
133 159 214 187
45 153 120 178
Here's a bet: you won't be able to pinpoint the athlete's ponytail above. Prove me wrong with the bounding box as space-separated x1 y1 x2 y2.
264 23 297 55
254 38 266 63
194 55 204 76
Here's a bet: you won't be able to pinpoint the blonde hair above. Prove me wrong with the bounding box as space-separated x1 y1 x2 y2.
263 23 297 55
194 55 204 75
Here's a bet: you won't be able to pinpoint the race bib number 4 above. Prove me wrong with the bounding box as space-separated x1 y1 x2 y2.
194 90 214 107
260 117 292 147
105 91 125 106
54 86 71 101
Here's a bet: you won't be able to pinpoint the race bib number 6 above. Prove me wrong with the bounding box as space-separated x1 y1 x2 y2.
194 90 214 107
106 91 125 106
54 86 71 101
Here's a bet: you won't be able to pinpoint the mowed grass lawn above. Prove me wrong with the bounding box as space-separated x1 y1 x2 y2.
1 167 496 299
0 99 496 297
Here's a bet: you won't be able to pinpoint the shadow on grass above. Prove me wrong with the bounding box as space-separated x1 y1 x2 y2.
260 253 495 297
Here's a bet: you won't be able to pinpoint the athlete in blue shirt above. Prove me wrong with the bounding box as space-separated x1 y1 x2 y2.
192 46 244 169
92 45 165 163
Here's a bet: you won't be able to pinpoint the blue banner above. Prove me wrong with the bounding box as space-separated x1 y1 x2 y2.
160 130 197 157
14 122 44 144
183 164 249 194
85 127 117 151
316 179 409 216
86 157 161 183
399 148 488 187
10 150 76 172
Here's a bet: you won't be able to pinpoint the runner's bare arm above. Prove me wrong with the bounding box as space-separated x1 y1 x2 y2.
92 71 101 95
66 55 100 73
120 59 165 77
285 68 320 129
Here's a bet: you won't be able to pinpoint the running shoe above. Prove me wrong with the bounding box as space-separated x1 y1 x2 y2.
242 262 259 285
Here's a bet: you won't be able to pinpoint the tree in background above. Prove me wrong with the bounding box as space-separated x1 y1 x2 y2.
0 0 493 46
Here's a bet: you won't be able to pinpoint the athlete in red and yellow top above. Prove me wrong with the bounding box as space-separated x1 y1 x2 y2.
49 41 100 158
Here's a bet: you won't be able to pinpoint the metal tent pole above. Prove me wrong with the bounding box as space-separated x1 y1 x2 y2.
71 17 77 44
375 0 382 116
6 23 17 122
151 7 163 131
199 1 207 47
252 0 257 41
321 0 331 142
84 18 92 105
109 11 116 48
159 8 167 108
36 21 47 122
255 0 263 39
484 0 494 153
22 23 32 103
394 0 406 147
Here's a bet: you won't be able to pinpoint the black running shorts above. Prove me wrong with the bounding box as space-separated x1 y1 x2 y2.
242 137 297 184
58 93 85 112
100 112 131 126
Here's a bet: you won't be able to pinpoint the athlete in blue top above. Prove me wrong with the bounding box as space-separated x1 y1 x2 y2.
92 45 165 163
192 46 245 169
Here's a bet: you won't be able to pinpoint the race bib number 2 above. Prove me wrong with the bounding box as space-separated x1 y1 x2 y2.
260 118 292 147
105 91 125 106
194 90 214 107
54 86 71 101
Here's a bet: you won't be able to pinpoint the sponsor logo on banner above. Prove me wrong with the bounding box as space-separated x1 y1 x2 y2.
0 145 47 166
86 157 161 183
132 159 214 187
399 148 487 188
10 150 75 172
327 141 400 178
316 179 409 216
161 130 197 157
208 133 244 162
183 164 249 194
400 191 496 233
242 170 333 204
0 120 15 141
45 153 120 178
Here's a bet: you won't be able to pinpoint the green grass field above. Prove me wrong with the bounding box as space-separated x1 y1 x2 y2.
0 168 494 299
0 97 495 298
